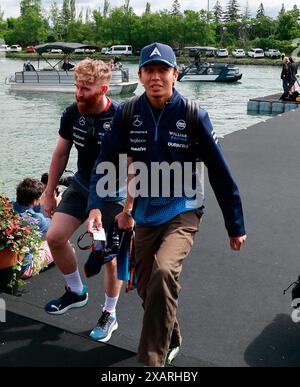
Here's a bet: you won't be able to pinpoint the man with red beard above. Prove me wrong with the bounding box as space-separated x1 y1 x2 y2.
43 59 123 343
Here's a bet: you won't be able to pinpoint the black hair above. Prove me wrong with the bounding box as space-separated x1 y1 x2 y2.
16 178 45 206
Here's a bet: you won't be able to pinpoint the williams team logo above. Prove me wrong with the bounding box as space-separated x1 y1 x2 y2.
133 115 143 126
176 120 186 130
150 47 161 57
79 116 86 126
103 122 111 131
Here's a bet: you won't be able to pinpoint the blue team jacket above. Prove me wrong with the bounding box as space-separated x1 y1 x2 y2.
88 89 245 237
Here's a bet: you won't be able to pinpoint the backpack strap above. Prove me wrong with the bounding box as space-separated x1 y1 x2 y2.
121 95 140 138
185 98 200 155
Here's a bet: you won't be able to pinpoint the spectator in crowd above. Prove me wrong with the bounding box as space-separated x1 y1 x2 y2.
13 178 54 279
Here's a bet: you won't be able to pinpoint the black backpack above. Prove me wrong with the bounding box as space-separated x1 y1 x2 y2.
121 96 200 149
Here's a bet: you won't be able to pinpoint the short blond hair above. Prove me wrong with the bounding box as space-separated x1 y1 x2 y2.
74 58 112 85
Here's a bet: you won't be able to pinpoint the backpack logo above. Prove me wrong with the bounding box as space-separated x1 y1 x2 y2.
133 115 143 126
150 47 161 57
79 116 85 126
176 120 186 130
103 122 111 131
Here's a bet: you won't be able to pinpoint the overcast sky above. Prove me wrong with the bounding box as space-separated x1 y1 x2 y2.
1 0 298 19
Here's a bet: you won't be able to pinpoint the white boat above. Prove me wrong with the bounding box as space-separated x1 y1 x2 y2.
6 42 138 96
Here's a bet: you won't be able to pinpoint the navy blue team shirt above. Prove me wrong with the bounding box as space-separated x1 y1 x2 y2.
88 89 245 237
59 98 119 190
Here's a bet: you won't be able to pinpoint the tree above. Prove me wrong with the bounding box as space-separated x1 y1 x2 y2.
20 0 41 16
256 3 265 18
61 0 71 25
0 6 7 40
103 0 110 18
252 15 275 38
144 2 151 15
85 7 91 23
279 3 285 16
67 20 94 43
213 0 223 23
70 0 76 22
10 0 47 45
291 4 300 22
224 0 240 22
244 0 251 19
123 0 131 13
78 8 83 22
0 5 4 21
171 0 181 15
276 10 299 40
50 1 63 40
61 0 71 37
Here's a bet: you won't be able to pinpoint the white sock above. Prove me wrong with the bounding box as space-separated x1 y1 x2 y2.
63 269 83 294
103 293 119 315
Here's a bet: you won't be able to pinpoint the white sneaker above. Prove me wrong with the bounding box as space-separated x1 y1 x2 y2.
165 346 180 365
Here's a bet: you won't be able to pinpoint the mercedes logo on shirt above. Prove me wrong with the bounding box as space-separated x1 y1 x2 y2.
79 116 86 126
133 115 143 126
103 122 111 131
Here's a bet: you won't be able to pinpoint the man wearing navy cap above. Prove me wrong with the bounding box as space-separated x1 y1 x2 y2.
87 42 247 366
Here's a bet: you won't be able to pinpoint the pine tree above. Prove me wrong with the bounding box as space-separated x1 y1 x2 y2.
124 0 131 13
224 0 240 22
61 0 71 26
0 5 4 21
70 0 76 22
145 1 151 14
50 1 63 39
292 4 300 20
213 0 223 23
279 3 285 16
103 0 110 18
171 0 181 15
256 3 265 18
78 7 83 22
244 0 251 19
292 4 299 13
85 6 91 23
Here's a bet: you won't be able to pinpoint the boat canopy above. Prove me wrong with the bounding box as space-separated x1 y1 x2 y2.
35 42 100 54
183 46 217 51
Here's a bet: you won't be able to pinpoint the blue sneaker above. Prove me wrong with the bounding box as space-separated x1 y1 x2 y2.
45 285 88 315
89 310 118 343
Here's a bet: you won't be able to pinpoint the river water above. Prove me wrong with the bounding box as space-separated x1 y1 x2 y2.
0 58 282 197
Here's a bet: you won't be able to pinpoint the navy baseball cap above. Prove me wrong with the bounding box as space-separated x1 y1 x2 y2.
139 42 177 69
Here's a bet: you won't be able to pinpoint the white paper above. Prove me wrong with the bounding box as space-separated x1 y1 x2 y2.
92 228 106 241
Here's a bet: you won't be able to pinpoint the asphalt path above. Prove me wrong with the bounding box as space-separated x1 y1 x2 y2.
1 108 300 367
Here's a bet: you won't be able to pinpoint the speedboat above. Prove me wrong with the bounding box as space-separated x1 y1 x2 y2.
178 62 242 82
6 42 138 95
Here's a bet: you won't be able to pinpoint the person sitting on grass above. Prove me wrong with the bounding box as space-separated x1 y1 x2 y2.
12 178 54 279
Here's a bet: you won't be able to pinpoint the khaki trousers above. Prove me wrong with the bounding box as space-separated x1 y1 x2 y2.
135 210 202 366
